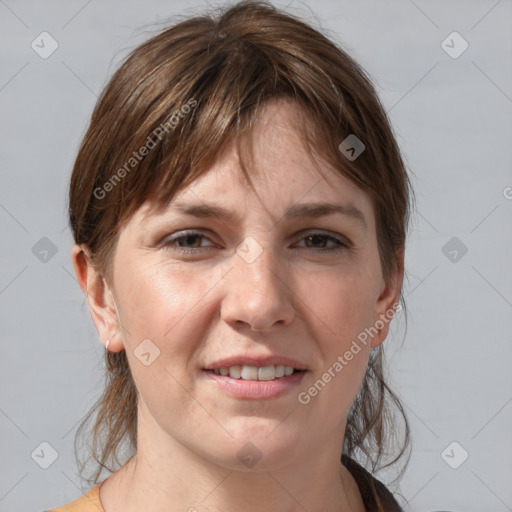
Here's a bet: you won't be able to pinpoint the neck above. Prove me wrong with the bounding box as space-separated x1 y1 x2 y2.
99 407 364 512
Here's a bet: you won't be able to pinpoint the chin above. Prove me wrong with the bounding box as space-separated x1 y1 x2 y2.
204 428 305 472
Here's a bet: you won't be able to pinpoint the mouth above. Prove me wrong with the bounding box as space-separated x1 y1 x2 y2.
205 364 305 381
202 364 307 400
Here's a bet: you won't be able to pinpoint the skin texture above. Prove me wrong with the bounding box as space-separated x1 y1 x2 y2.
72 99 402 512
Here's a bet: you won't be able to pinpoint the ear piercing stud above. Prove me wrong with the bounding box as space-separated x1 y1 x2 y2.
105 339 110 351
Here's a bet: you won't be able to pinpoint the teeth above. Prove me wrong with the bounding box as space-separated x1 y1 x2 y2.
241 365 259 380
212 364 298 380
275 365 285 378
258 365 275 381
229 365 241 379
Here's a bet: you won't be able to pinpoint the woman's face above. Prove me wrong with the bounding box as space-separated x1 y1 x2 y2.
97 100 400 471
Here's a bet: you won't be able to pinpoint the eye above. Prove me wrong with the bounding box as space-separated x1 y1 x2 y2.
294 232 348 251
163 230 214 254
162 230 349 256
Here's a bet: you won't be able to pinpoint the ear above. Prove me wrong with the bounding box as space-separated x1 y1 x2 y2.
71 244 124 352
370 248 404 348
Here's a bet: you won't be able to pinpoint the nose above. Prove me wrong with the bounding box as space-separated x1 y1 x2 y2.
220 238 295 333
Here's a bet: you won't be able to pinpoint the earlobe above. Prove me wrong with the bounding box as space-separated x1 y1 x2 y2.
71 244 123 351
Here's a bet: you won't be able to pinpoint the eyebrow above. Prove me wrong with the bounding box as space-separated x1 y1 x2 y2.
169 201 367 228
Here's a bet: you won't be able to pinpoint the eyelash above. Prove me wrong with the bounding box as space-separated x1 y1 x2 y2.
163 230 349 255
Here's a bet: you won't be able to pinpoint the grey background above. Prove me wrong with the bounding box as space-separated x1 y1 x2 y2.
1 0 511 511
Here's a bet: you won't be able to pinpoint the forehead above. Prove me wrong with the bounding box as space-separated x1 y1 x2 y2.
137 99 374 226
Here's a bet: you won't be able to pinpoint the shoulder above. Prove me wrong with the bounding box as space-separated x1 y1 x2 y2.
44 484 103 512
342 455 403 512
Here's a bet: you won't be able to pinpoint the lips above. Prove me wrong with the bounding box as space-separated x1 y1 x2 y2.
203 365 306 399
202 355 308 398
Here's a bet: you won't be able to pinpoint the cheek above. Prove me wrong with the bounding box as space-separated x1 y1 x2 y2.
111 258 217 402
300 289 373 428
115 259 211 342
302 267 379 407
312 266 380 345
113 261 214 415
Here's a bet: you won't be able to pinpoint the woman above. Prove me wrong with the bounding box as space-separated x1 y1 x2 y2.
48 1 412 510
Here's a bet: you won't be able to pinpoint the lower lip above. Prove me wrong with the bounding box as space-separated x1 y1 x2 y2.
203 370 306 400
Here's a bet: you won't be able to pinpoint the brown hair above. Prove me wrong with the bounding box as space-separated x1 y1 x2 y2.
70 1 412 508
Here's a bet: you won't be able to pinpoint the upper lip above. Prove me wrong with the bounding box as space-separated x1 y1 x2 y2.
204 355 307 371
